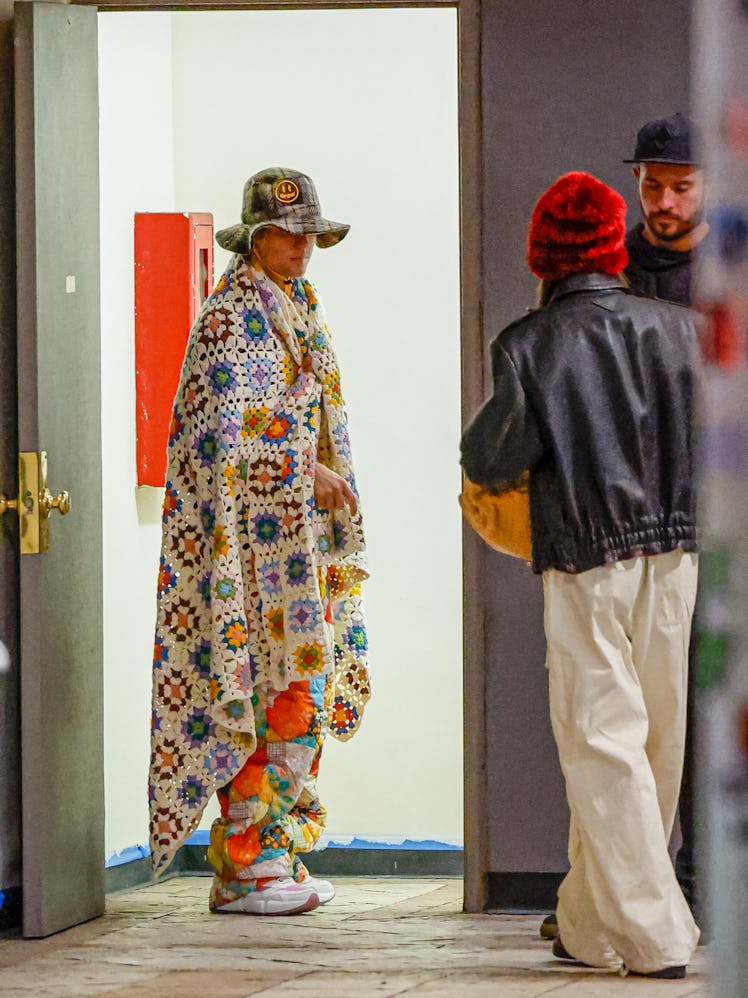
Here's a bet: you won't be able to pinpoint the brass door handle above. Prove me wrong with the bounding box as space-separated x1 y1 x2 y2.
0 494 18 516
40 488 71 518
0 452 71 552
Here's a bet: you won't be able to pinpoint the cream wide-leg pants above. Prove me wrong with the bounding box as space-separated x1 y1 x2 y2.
543 550 700 974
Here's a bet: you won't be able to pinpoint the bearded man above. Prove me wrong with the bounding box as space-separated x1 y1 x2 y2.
149 168 371 916
624 112 708 305
625 113 709 926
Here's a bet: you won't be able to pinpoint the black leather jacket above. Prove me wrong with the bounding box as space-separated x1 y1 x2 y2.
460 273 699 574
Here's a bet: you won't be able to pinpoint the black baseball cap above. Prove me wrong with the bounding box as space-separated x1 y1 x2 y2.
624 113 701 166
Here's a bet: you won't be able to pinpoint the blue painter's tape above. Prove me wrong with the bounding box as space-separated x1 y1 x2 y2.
105 844 151 868
182 831 463 850
327 837 462 851
108 833 465 863
181 830 464 850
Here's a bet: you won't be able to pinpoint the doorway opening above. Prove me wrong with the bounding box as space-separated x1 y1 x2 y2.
97 7 464 879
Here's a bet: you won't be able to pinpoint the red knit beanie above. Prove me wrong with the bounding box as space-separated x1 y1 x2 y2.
526 171 628 280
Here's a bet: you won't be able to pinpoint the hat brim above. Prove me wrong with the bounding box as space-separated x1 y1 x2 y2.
622 156 700 165
215 218 349 253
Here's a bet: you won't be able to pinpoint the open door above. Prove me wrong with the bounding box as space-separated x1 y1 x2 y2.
14 0 103 937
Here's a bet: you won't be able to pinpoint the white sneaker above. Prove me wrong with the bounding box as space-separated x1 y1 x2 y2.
304 876 335 904
215 877 320 916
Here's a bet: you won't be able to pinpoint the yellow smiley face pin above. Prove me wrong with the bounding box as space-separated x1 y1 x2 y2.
274 179 301 205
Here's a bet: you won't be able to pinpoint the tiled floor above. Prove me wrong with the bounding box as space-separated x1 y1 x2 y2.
0 878 710 997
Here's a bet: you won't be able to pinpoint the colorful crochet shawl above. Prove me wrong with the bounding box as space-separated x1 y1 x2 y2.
149 256 370 875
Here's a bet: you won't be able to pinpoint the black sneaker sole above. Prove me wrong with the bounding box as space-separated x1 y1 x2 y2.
630 966 687 979
551 936 592 967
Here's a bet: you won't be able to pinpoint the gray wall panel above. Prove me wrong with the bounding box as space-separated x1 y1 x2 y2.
480 0 691 873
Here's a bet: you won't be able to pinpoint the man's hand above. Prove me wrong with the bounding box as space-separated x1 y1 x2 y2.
314 462 358 514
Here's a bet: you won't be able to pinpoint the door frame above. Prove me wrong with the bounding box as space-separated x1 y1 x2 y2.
89 0 488 913
5 0 488 915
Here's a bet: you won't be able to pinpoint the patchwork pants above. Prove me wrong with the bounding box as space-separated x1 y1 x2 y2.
208 674 330 910
543 550 700 973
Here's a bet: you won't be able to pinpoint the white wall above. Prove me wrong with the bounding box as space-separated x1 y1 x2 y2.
99 8 462 858
98 12 176 858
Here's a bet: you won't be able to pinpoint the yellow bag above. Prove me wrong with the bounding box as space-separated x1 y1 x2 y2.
458 472 532 562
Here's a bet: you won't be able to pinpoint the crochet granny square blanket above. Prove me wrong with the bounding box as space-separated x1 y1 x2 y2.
149 256 370 875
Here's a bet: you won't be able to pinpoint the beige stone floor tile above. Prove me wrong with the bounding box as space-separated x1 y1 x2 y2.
399 971 705 997
549 979 710 997
397 970 600 997
96 967 310 997
254 969 443 997
0 920 131 970
0 877 713 998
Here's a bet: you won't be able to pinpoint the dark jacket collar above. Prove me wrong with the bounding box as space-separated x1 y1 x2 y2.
626 222 695 270
548 272 627 304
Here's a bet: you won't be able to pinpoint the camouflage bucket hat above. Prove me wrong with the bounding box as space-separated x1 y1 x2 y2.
215 167 350 253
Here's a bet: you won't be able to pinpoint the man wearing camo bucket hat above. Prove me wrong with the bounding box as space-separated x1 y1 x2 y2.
149 168 371 916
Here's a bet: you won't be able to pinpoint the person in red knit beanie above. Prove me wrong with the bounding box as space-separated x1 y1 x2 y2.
461 171 701 978
527 170 629 281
